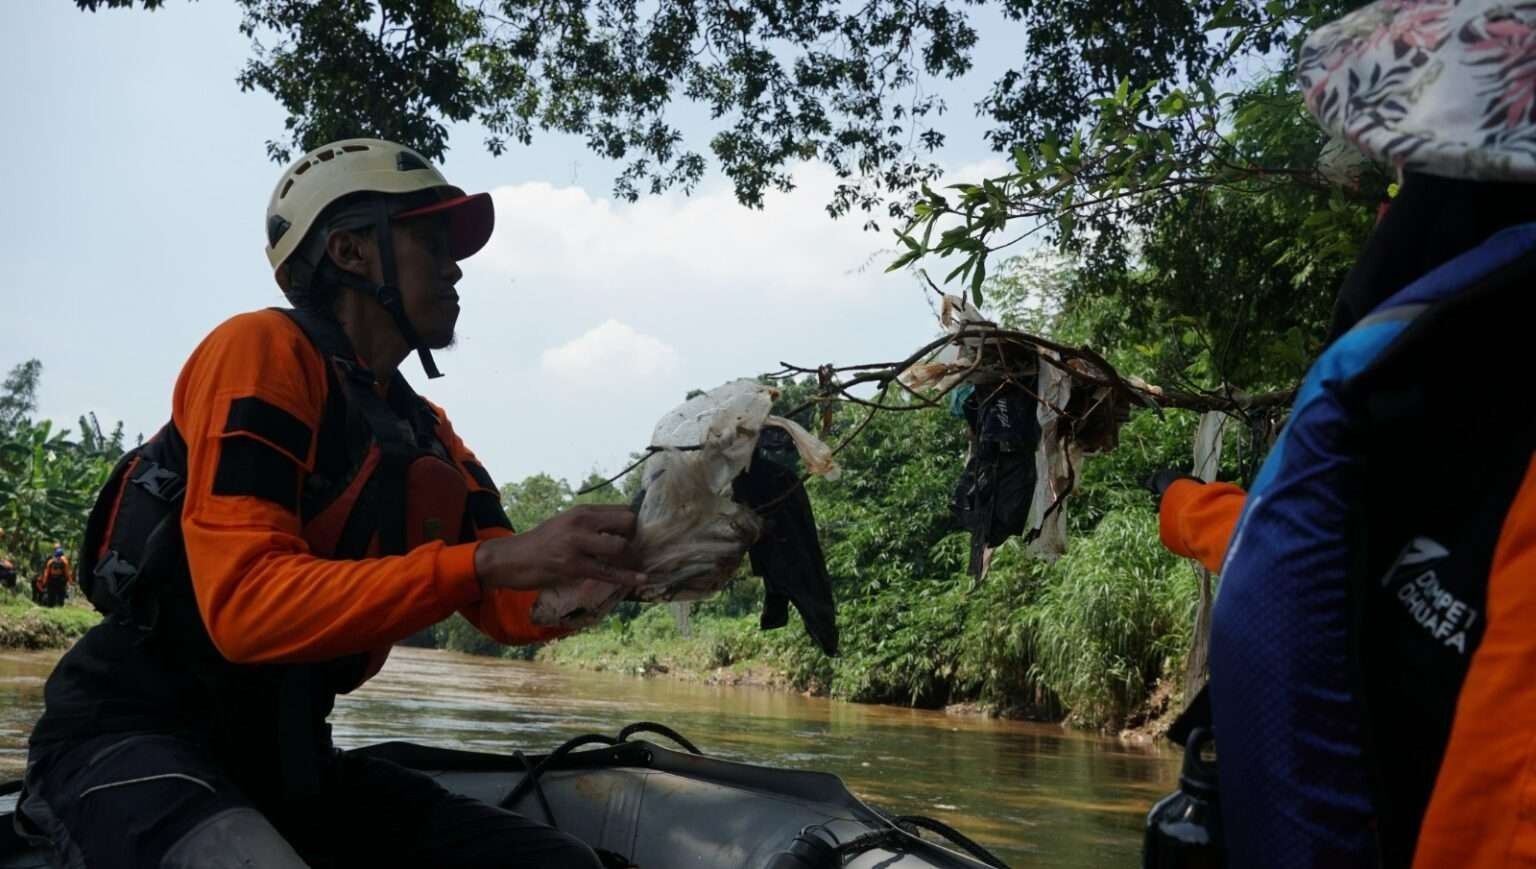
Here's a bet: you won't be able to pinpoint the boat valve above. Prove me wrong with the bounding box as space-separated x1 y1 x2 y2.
764 827 840 869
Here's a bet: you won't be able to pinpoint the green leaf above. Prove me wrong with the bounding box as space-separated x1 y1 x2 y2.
1144 161 1174 189
970 256 987 303
886 249 922 272
1204 14 1250 30
1156 90 1187 117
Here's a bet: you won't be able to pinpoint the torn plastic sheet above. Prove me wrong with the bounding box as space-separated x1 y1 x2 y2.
1028 356 1079 560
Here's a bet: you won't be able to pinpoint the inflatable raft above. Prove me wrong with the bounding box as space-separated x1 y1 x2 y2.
0 723 1010 868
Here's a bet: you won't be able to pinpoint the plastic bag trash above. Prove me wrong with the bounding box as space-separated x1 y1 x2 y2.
764 415 840 480
531 380 838 629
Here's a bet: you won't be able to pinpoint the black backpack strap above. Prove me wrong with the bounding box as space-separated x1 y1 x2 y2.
79 423 191 625
277 308 417 555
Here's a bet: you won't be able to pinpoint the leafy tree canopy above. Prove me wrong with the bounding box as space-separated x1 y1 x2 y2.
77 0 1326 222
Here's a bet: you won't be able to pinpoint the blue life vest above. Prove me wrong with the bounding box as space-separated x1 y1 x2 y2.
1210 223 1536 868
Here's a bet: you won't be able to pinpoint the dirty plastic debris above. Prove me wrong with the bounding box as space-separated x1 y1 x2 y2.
532 380 839 629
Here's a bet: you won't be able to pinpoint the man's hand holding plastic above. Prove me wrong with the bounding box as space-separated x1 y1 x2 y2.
475 505 649 594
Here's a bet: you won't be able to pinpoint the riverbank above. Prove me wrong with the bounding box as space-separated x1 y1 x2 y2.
535 608 797 692
0 596 98 649
535 605 1093 725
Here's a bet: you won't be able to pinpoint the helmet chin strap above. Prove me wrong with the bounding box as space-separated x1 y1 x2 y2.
355 200 443 379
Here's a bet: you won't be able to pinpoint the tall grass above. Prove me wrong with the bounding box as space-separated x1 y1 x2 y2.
1025 509 1193 729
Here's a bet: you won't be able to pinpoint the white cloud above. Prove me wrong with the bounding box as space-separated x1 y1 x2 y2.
539 320 680 387
473 160 1011 312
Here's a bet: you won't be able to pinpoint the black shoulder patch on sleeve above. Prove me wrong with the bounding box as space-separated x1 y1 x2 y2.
224 397 312 466
462 460 496 492
468 490 514 532
213 436 301 511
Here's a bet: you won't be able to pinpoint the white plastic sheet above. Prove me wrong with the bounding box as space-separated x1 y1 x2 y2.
1193 410 1227 483
531 380 838 629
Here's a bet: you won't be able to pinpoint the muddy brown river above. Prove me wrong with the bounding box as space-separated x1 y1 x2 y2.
0 646 1177 866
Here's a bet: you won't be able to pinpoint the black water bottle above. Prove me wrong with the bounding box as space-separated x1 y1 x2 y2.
1143 727 1225 869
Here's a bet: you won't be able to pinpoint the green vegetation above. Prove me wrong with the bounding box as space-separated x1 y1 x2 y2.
0 360 126 577
491 272 1246 732
537 605 777 682
82 0 1363 228
0 360 121 652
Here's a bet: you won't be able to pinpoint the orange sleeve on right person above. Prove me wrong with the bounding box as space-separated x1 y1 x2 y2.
1157 479 1247 574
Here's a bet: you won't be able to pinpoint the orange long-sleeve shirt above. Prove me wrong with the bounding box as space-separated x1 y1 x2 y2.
1156 478 1247 574
1157 470 1536 866
174 310 562 665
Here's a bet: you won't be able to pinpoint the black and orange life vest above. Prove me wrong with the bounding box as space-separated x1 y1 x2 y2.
41 557 68 587
79 308 477 630
69 309 491 799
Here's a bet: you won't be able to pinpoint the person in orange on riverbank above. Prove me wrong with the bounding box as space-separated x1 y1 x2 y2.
34 547 70 608
17 139 645 869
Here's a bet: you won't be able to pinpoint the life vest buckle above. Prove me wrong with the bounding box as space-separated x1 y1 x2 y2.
131 461 185 502
92 549 140 596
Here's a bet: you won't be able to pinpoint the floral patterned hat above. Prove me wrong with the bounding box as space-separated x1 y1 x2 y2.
1299 0 1536 182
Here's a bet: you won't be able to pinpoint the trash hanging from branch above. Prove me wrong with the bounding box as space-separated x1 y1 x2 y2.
902 295 1132 575
531 380 842 655
766 287 1294 581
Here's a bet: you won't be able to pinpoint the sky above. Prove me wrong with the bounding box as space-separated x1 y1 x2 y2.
1 1 1018 486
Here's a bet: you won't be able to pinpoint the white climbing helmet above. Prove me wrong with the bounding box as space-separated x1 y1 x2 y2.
263 138 494 289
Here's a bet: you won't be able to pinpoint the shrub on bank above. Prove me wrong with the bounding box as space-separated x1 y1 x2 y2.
538 605 772 676
0 596 100 649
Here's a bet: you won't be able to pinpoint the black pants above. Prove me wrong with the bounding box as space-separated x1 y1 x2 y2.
20 733 603 868
41 578 65 607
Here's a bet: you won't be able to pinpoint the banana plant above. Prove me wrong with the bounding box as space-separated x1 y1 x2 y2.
0 418 114 568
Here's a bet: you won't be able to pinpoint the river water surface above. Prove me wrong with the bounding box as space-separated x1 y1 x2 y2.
0 646 1177 866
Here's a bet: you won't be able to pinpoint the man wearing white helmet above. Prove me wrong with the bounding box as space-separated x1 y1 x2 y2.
16 139 644 867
